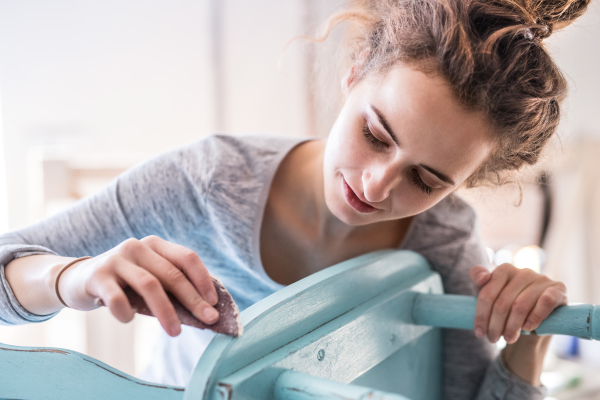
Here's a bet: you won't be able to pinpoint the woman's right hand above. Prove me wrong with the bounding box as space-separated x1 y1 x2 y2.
57 235 219 337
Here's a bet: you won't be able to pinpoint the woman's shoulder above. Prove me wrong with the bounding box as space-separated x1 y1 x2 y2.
404 194 487 296
161 134 307 177
419 194 478 234
177 133 307 161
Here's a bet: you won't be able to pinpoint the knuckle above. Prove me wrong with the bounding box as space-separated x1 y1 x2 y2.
187 294 205 310
181 249 200 265
141 235 161 245
511 300 530 316
493 298 510 315
474 314 488 326
539 292 555 307
521 268 537 279
478 293 493 307
497 263 515 273
119 238 141 254
527 313 542 326
138 274 160 291
165 266 186 286
556 282 568 293
104 254 123 268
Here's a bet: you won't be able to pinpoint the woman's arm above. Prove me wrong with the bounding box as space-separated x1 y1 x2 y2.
0 139 220 333
470 262 567 386
502 334 551 386
5 255 73 315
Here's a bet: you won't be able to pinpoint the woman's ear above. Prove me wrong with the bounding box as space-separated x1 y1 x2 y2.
340 49 370 96
341 65 359 96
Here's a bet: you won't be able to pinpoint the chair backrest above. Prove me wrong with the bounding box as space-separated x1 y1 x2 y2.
2 250 598 400
184 250 443 400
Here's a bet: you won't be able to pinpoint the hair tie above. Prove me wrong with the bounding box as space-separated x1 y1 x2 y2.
54 256 93 308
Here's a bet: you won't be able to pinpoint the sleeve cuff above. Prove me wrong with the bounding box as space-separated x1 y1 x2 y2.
0 245 60 325
476 354 547 399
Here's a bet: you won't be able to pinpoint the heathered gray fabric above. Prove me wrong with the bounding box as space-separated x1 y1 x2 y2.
0 134 545 399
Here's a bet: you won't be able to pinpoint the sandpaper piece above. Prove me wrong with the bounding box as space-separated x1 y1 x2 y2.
122 276 243 337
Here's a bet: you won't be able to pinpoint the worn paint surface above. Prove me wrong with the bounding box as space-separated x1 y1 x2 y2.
274 370 413 400
412 293 600 340
4 250 598 400
185 250 443 400
0 343 184 400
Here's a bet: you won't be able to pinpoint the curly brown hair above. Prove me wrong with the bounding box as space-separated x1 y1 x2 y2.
317 0 591 187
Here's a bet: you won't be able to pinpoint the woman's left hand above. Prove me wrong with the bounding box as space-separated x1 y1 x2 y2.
470 263 568 344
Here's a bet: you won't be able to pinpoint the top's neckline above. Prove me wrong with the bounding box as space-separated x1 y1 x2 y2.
249 136 420 288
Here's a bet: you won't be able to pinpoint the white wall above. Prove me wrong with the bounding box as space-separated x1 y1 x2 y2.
0 0 326 377
0 88 7 233
549 2 600 140
0 0 317 231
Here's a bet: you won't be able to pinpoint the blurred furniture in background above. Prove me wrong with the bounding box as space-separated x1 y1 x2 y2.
544 139 600 306
0 0 344 378
460 138 600 399
0 147 160 377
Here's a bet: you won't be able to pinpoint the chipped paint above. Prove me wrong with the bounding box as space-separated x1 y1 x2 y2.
80 359 184 391
217 382 233 399
0 346 69 355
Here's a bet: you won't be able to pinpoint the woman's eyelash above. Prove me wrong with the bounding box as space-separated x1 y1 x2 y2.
411 169 434 195
362 123 388 149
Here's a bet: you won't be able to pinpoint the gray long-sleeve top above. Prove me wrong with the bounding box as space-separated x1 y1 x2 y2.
0 134 546 399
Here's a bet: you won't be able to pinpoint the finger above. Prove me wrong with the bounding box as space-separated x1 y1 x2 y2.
487 268 538 343
121 238 219 324
115 260 181 337
473 264 514 339
470 265 491 287
523 284 568 332
502 280 547 343
141 236 218 306
93 277 136 324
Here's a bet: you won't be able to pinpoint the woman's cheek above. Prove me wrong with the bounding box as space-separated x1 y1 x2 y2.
390 185 445 219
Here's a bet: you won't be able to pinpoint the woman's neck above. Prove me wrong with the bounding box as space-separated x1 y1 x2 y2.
272 139 403 248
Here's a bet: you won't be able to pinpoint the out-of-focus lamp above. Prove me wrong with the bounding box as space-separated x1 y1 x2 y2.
513 245 545 273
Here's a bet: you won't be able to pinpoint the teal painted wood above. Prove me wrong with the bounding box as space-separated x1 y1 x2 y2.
351 329 442 400
0 342 184 400
274 370 413 400
5 250 600 400
210 275 441 400
412 293 600 340
184 250 443 400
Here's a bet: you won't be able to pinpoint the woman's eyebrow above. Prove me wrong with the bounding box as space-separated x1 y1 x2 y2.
371 105 399 145
419 164 456 186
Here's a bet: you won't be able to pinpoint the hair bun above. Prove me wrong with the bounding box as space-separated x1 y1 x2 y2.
524 0 591 35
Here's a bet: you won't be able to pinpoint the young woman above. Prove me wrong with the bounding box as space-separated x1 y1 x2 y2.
0 0 591 398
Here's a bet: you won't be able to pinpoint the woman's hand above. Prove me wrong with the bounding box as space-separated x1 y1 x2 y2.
57 235 219 337
470 263 568 344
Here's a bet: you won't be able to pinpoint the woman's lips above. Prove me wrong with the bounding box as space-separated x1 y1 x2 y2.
342 178 378 214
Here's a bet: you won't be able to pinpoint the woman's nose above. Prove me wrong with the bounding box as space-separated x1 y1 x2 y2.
362 164 401 203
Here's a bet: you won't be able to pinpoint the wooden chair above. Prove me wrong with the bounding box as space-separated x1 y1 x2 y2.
1 250 598 400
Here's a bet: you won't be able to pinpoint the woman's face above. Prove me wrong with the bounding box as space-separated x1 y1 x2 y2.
323 63 495 226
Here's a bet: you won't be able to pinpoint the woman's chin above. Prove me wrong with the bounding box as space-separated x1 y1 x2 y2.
327 199 377 226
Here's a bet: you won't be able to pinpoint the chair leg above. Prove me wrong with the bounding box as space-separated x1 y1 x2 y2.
274 370 413 400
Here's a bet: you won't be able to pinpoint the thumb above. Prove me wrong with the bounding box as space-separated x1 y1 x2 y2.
470 265 491 287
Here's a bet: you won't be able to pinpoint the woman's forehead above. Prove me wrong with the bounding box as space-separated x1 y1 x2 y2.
359 64 495 180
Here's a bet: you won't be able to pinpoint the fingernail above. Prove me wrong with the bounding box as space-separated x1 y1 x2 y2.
170 324 181 336
204 307 219 321
207 293 218 305
524 321 532 331
476 271 488 283
505 335 514 343
475 328 484 338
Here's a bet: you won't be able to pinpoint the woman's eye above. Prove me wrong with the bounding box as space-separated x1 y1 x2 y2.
362 123 388 149
410 169 434 195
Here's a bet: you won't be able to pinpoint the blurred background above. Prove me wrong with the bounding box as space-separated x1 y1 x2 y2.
0 1 599 399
